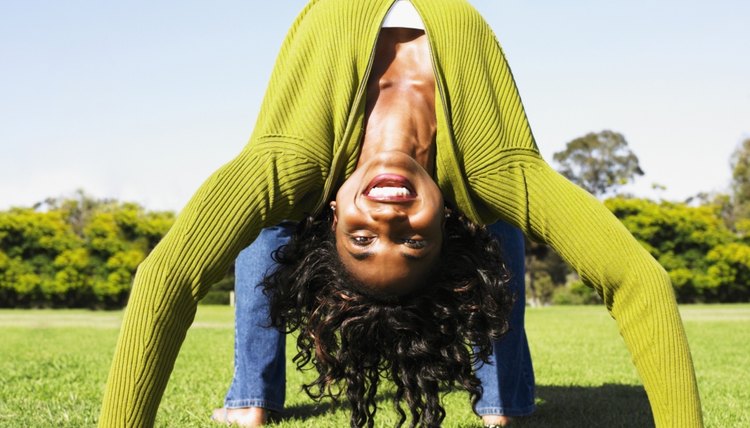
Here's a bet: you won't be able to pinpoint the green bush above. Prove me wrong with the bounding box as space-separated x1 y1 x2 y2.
0 191 179 308
4 189 750 307
552 281 603 305
210 275 236 292
200 290 231 305
606 196 750 303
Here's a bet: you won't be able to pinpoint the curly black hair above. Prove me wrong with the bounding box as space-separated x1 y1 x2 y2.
262 206 515 428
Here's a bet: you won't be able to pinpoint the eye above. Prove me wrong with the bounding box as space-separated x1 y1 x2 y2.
350 235 374 246
402 238 426 249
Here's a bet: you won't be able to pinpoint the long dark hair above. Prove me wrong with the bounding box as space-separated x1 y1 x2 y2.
262 205 514 428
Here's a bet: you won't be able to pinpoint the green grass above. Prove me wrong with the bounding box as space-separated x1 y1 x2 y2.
0 305 748 427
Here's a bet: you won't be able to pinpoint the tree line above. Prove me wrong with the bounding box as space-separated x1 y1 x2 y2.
1 133 749 307
529 132 750 305
0 191 175 307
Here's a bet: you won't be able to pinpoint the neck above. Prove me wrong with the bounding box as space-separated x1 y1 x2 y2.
358 28 437 174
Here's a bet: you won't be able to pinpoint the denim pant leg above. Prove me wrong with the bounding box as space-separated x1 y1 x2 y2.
224 223 294 412
474 221 536 416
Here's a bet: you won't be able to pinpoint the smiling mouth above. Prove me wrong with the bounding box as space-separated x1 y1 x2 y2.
364 174 417 202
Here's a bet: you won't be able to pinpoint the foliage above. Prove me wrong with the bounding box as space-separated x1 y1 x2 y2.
706 243 750 302
534 131 750 304
200 290 232 305
525 238 571 306
197 275 237 305
552 280 603 305
0 190 176 308
5 165 750 307
552 130 644 197
525 130 645 306
730 137 750 221
605 196 750 303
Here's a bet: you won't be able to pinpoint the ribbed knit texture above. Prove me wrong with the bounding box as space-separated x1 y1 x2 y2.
98 1 703 426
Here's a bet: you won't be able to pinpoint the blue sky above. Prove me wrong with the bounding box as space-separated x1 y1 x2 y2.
2 0 748 212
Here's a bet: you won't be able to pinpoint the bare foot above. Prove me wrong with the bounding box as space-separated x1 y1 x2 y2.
210 407 268 427
482 414 512 427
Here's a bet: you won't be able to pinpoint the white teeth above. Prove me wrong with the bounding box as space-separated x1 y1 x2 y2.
368 186 411 198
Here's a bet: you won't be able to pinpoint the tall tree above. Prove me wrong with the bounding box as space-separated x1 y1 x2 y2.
553 130 644 197
33 188 117 238
525 130 645 305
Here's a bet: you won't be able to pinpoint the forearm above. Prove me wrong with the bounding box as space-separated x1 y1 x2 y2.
99 252 198 426
611 263 702 427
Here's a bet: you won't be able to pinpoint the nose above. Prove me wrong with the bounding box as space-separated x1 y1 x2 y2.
368 204 408 222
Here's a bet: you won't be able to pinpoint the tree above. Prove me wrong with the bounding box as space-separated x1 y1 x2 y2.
605 196 750 302
0 193 181 308
33 188 117 238
553 130 644 197
524 237 571 306
0 191 235 307
527 130 644 304
706 243 750 302
0 207 81 306
730 137 750 221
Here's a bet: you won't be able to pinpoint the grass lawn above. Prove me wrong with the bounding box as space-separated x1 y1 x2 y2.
0 305 747 427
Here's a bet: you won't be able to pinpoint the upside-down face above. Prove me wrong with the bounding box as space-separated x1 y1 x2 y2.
332 150 444 295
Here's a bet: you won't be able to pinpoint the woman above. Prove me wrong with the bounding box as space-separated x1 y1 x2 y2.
99 0 703 427
213 3 535 425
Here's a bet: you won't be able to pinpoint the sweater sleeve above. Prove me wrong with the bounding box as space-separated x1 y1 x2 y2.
469 148 703 428
98 145 324 427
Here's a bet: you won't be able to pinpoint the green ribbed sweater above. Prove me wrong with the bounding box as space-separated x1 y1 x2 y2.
98 0 703 426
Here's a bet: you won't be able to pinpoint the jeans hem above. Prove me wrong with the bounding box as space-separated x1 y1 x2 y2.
224 398 284 413
475 403 536 417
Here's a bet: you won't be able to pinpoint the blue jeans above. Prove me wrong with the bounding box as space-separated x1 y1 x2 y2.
224 221 535 416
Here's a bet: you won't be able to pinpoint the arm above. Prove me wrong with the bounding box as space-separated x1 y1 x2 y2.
411 0 701 423
470 149 703 427
97 1 355 423
98 146 324 427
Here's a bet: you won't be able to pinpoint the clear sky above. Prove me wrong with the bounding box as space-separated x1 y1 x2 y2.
2 0 748 212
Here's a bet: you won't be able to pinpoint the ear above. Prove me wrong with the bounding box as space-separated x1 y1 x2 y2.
330 202 338 232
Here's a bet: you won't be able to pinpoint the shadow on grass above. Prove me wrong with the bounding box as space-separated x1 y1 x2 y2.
512 383 654 428
275 390 397 423
276 384 652 427
274 399 339 422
